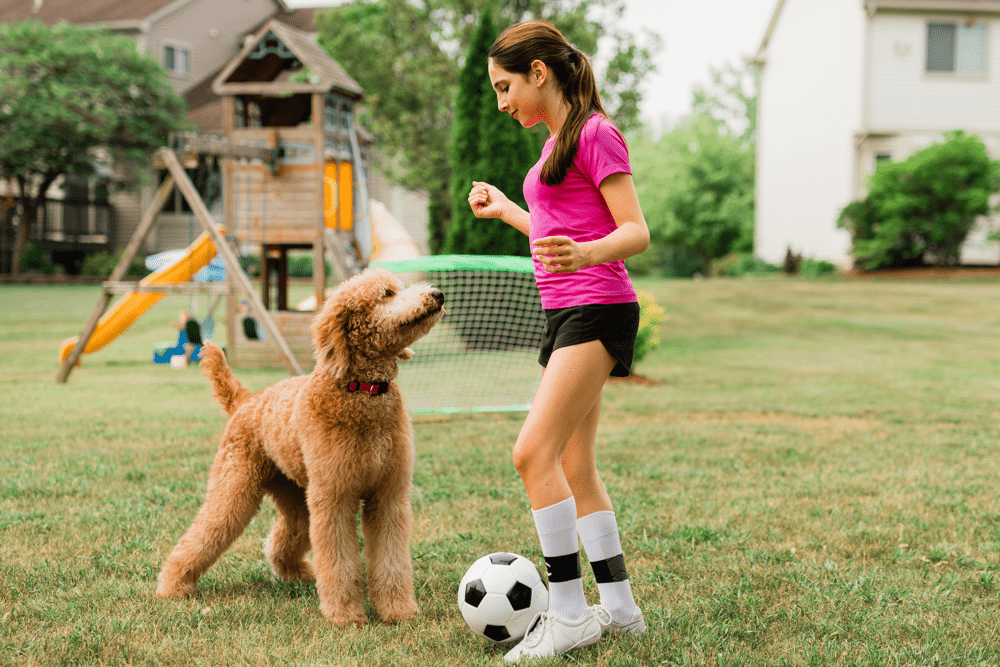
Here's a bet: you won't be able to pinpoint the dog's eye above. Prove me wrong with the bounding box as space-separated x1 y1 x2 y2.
383 289 395 299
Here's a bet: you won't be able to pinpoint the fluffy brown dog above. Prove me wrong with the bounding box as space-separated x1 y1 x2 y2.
156 267 444 627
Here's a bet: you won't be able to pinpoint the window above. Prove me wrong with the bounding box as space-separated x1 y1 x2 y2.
926 21 987 74
163 44 190 76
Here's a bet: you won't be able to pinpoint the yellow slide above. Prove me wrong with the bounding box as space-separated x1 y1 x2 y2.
59 229 220 364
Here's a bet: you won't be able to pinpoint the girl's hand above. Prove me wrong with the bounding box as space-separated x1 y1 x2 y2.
532 236 593 273
468 181 508 219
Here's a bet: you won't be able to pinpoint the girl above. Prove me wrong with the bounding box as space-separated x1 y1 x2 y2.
467 20 650 663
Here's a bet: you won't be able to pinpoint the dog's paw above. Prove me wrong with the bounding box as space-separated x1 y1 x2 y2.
272 560 315 583
320 599 367 628
378 601 419 624
397 347 414 361
156 576 197 599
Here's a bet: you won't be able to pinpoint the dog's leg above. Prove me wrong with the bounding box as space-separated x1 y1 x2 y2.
157 445 267 599
264 475 314 583
362 417 419 623
362 490 419 623
308 490 366 627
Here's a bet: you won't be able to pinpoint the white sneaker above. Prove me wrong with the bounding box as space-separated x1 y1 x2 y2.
502 609 602 662
592 604 646 635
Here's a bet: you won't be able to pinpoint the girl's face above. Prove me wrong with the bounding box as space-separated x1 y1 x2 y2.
488 59 545 128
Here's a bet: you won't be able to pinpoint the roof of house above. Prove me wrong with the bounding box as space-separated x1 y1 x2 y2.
213 18 363 99
865 0 1000 11
276 6 321 32
0 0 289 27
752 0 1000 65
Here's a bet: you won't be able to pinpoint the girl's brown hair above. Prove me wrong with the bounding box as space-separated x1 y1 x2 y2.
489 20 607 186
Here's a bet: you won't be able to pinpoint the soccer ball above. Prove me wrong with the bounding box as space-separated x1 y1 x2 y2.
457 552 549 644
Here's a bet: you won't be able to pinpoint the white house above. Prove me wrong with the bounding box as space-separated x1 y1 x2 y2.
753 0 1000 267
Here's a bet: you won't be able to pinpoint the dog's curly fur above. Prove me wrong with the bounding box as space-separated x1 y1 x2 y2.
156 267 444 627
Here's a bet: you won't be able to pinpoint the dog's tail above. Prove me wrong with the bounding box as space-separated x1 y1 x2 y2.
199 341 251 415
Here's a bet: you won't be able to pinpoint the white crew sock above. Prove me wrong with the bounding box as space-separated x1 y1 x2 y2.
578 510 639 624
532 496 588 621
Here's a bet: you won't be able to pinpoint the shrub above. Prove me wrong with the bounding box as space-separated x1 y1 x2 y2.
625 244 704 279
80 250 148 278
838 131 1000 270
799 258 837 277
288 252 314 278
20 243 55 274
714 252 780 277
634 291 665 366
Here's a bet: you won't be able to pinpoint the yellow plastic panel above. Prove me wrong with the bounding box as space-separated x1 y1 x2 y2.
338 161 353 231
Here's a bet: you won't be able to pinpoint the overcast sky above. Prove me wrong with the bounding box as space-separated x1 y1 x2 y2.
285 0 777 129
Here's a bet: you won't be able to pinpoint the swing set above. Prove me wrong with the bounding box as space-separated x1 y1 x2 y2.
57 19 372 382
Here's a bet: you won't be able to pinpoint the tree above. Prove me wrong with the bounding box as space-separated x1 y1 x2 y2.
838 131 1000 270
691 62 759 144
0 20 188 276
316 0 659 253
632 114 755 276
316 0 456 253
443 8 536 256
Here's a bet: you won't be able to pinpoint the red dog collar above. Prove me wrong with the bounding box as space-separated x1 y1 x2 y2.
347 380 391 396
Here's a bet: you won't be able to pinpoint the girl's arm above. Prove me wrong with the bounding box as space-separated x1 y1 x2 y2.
532 173 650 273
468 181 530 236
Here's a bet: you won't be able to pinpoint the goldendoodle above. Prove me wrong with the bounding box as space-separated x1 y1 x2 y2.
156 267 444 627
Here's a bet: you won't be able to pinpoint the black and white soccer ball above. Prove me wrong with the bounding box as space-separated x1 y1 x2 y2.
457 552 549 644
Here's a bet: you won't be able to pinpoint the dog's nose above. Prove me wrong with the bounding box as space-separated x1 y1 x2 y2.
431 290 444 306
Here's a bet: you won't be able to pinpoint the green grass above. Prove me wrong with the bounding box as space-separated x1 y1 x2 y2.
4 275 1000 665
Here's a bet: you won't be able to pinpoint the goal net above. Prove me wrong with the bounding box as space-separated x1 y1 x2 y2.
371 255 545 414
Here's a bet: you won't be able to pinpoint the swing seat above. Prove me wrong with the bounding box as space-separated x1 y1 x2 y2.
242 315 266 341
153 330 204 364
185 318 203 346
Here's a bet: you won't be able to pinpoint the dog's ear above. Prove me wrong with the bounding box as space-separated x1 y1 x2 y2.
311 300 350 378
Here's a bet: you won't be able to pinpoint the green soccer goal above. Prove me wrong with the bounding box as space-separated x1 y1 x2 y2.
372 255 545 414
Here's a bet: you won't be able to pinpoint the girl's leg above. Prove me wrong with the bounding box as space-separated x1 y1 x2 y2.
513 340 616 510
503 341 614 662
562 392 644 632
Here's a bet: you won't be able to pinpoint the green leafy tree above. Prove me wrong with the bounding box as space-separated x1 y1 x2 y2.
632 114 755 276
838 131 1000 270
444 9 536 256
316 0 659 253
691 62 759 144
0 20 187 275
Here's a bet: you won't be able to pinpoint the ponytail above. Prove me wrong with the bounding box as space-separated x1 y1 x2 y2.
489 21 609 186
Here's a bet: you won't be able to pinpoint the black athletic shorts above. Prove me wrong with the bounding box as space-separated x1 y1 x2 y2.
538 302 641 378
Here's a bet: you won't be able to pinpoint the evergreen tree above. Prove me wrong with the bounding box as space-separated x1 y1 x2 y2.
444 8 493 254
444 9 537 256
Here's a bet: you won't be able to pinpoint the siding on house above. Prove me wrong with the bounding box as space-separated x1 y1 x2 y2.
148 0 278 94
867 13 1000 130
755 0 867 266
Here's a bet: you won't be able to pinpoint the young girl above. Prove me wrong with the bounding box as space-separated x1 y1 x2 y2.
467 20 650 663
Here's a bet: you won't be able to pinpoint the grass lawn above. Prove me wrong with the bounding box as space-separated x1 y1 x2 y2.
3 274 1000 666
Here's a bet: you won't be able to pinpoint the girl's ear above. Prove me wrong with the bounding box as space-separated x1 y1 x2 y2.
530 59 546 86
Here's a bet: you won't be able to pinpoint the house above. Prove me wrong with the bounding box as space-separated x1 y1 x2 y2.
753 0 1000 268
0 0 429 272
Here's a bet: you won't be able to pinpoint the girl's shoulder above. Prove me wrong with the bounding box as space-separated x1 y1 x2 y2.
580 113 625 145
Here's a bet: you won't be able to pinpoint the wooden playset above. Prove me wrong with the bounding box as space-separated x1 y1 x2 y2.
58 20 372 381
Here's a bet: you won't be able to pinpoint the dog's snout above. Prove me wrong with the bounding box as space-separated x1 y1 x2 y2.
431 290 444 306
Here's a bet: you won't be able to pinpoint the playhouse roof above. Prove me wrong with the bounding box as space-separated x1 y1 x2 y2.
0 0 290 27
212 18 363 100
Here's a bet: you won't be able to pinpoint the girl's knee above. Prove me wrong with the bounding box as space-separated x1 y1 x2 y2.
511 440 534 478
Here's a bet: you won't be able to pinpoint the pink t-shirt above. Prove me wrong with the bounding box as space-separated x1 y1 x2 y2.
523 113 637 310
